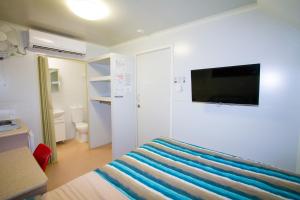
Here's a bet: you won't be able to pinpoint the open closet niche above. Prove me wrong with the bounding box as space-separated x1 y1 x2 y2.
87 53 137 159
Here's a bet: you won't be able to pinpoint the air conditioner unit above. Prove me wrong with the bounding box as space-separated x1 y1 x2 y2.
28 29 86 56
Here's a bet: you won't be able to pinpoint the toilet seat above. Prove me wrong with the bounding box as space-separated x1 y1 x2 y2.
75 122 88 132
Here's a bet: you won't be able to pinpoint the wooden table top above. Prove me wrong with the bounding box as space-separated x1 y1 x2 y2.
0 147 48 199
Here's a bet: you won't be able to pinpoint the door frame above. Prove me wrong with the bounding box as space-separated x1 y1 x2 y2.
45 55 88 148
135 45 174 146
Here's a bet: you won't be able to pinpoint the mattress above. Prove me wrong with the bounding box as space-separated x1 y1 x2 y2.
43 138 300 200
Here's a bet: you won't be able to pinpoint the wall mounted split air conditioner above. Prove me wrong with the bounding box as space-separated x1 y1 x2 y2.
28 29 86 56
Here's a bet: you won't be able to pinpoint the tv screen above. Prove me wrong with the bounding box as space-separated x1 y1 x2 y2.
191 64 260 105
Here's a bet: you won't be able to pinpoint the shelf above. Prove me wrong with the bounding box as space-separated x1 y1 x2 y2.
88 54 112 65
90 96 111 103
51 81 60 85
89 76 111 82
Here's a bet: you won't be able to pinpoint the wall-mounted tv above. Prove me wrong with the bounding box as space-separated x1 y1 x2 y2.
191 64 260 105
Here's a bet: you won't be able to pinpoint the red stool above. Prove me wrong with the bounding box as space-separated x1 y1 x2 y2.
33 143 52 171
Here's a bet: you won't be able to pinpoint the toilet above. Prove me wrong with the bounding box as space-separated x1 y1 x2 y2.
70 106 88 143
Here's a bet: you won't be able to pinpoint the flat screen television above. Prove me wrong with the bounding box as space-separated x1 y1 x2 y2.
191 64 260 105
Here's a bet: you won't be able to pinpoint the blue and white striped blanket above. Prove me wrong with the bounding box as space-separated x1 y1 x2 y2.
95 138 300 200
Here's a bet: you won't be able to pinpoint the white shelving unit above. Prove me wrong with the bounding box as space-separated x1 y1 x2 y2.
87 54 112 149
89 76 111 82
50 69 60 91
87 53 137 159
90 96 111 103
88 54 111 104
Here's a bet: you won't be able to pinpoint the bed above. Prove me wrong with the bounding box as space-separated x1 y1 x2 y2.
43 138 300 200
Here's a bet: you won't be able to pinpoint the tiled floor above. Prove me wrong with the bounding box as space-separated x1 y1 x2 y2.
45 139 112 191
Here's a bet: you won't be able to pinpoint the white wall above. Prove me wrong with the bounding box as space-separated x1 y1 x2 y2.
112 7 300 172
48 57 87 140
0 52 42 150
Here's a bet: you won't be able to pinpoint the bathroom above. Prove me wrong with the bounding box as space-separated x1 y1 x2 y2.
48 57 89 146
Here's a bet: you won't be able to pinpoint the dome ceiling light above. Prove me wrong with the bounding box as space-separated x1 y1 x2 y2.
66 0 110 21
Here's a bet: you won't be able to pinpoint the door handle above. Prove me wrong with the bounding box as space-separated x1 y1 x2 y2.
137 104 141 108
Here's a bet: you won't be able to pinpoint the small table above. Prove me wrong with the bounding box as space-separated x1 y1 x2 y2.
0 147 48 199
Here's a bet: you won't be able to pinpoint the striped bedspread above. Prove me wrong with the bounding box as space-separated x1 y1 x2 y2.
95 138 300 200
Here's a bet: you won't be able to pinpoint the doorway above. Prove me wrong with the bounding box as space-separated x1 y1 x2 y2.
47 57 88 146
136 47 172 146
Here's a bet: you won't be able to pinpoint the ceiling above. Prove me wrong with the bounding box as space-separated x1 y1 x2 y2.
0 0 256 46
258 0 300 29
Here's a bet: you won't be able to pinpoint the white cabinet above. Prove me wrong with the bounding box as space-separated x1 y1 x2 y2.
54 115 66 142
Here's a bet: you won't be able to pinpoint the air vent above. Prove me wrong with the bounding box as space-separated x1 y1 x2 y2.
32 45 85 56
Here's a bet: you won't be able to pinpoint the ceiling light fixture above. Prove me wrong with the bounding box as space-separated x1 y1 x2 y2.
66 0 110 21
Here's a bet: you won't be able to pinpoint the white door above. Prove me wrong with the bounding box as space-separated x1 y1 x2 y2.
137 47 172 146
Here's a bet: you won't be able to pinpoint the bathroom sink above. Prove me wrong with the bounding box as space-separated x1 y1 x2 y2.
53 109 65 118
